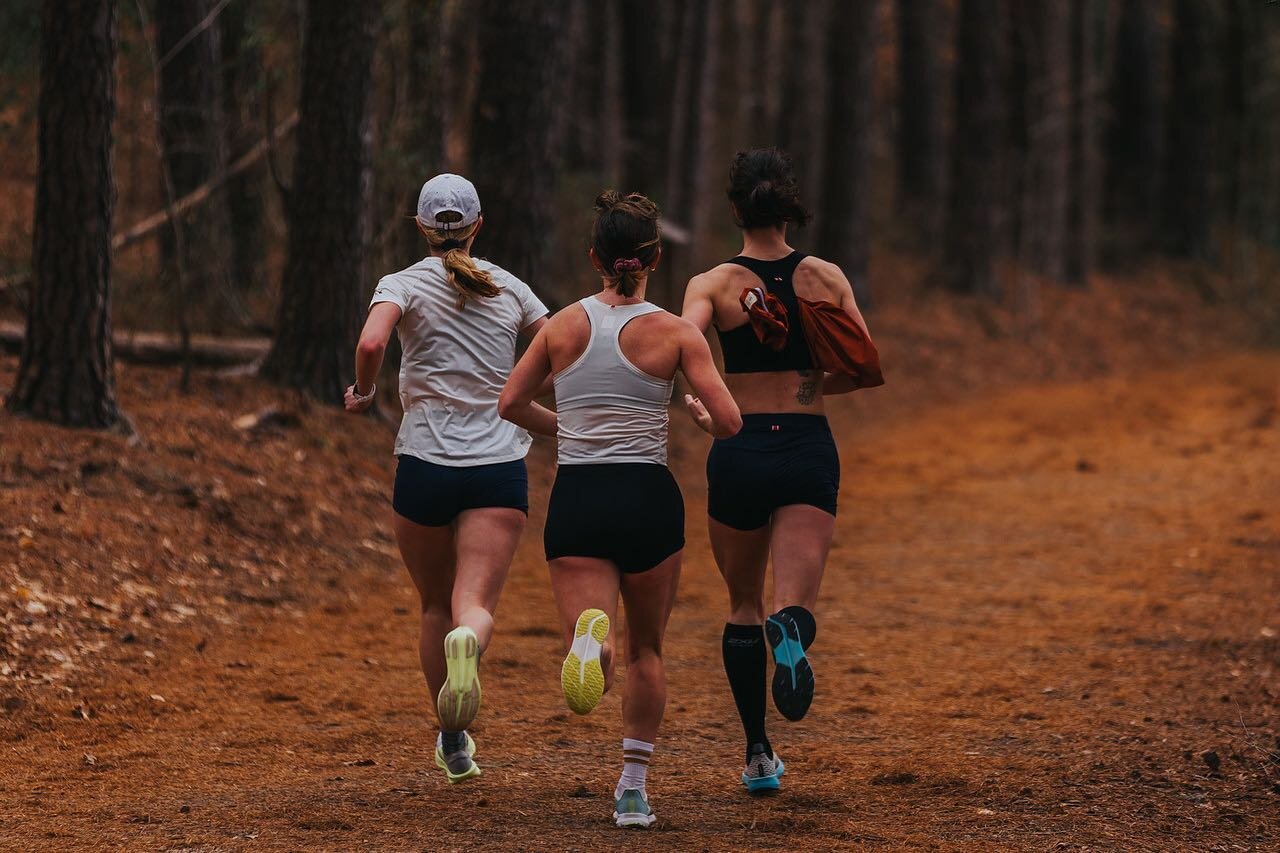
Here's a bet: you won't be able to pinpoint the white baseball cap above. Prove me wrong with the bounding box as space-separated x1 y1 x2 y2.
416 173 481 232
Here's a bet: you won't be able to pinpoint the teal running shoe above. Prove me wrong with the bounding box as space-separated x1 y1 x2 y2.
613 788 656 828
434 730 479 783
741 747 785 793
766 611 814 721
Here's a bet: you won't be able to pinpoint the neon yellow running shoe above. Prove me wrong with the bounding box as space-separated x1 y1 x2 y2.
434 730 479 784
438 626 482 731
561 609 609 715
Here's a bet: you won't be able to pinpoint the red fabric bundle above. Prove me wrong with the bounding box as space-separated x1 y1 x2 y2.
736 285 884 389
738 287 789 351
795 297 884 389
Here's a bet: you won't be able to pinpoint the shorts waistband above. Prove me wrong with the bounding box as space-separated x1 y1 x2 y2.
737 413 830 433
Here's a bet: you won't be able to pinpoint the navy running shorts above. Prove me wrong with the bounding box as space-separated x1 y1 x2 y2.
544 463 685 574
706 413 839 531
393 455 529 527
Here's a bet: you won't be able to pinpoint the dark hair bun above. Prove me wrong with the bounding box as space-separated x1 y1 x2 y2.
727 148 813 229
590 191 661 298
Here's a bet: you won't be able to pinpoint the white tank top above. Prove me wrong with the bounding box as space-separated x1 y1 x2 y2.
554 296 674 465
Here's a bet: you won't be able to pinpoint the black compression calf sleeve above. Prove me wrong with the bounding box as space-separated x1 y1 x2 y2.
722 623 771 763
779 605 816 649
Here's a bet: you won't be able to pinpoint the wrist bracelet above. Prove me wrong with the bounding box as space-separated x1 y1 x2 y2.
352 382 376 402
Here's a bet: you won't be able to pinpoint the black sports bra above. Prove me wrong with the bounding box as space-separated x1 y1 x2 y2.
715 252 814 374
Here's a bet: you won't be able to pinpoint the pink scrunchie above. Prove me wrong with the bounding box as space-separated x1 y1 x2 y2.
612 257 644 274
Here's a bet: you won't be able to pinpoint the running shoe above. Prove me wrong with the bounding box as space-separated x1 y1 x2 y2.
434 730 480 784
613 788 656 828
765 611 815 721
741 748 785 793
438 626 482 731
562 608 609 715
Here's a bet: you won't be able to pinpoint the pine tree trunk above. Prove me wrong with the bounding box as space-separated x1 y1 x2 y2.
1064 0 1103 286
599 0 624 188
689 0 723 277
7 0 122 428
259 0 383 402
664 0 703 227
383 0 448 274
220 0 268 304
897 0 947 239
1019 2 1071 283
777 0 830 252
1104 0 1162 259
619 0 675 194
155 0 236 330
1163 0 1219 261
469 1 574 294
820 0 876 305
943 0 1006 297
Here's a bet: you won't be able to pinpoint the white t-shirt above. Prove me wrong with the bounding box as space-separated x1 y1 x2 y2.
370 256 548 466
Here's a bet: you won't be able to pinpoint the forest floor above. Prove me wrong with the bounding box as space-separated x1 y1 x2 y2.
1 270 1278 851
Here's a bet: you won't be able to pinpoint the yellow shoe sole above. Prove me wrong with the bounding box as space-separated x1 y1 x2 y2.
561 609 609 715
438 626 482 731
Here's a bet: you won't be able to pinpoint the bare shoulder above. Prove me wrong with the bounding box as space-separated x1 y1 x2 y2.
689 263 741 294
795 255 854 299
544 299 589 341
635 307 700 339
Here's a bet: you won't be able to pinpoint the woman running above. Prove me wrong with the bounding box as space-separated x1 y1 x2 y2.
681 148 873 792
499 192 740 828
345 173 553 784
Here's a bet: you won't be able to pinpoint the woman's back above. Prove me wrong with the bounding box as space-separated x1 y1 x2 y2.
370 256 546 465
551 295 677 465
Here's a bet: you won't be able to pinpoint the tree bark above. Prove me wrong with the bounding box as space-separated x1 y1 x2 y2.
155 0 236 329
619 0 675 194
259 0 383 402
1104 0 1162 258
689 0 724 277
1064 0 1104 286
7 0 122 428
943 0 1006 297
220 0 268 301
776 0 830 252
896 0 947 239
1016 1 1071 283
1163 0 1219 261
820 0 876 305
469 1 575 294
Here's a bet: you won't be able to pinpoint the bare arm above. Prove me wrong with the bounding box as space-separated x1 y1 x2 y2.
498 325 558 437
821 268 875 397
345 302 401 412
677 321 742 439
681 273 717 333
520 315 556 396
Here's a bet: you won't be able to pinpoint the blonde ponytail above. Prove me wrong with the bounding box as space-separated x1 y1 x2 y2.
422 221 500 309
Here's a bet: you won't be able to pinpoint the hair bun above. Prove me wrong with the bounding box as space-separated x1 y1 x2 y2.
595 190 623 213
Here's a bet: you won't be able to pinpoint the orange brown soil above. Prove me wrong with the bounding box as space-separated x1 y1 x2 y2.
1 284 1278 850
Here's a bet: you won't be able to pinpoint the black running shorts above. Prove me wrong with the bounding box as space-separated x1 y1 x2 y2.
706 413 839 531
393 455 529 527
544 463 685 574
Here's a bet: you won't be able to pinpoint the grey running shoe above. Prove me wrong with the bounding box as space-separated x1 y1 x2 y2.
741 746 785 793
434 730 480 783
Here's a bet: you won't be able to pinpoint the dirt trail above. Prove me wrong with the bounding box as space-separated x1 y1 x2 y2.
1 352 1277 851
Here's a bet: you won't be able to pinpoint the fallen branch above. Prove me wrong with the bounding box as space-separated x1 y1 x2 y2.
0 321 268 367
113 112 299 253
0 112 299 298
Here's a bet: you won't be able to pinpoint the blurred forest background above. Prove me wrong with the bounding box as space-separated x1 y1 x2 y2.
1 0 1278 426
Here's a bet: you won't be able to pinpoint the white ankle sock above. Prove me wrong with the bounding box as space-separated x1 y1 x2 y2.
616 738 654 798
